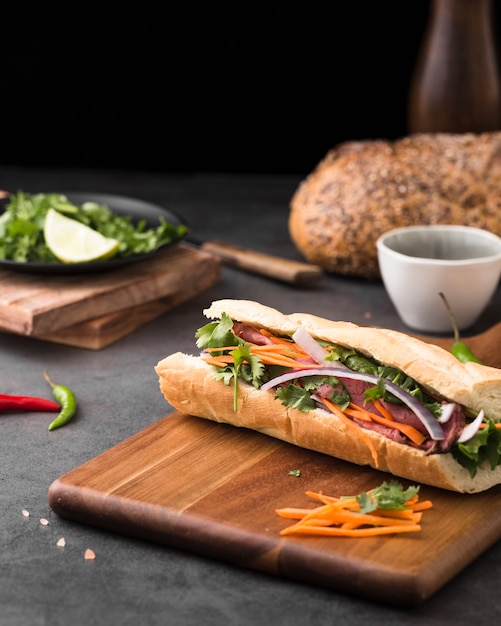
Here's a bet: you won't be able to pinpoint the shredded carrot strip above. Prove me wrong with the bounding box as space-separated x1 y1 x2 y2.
204 355 235 363
404 494 419 506
479 422 501 429
409 499 433 512
202 345 318 370
259 330 324 361
264 333 296 346
369 414 425 446
259 329 276 338
279 524 422 537
248 343 301 353
203 343 305 357
321 397 380 468
295 518 335 527
294 503 341 525
274 507 315 520
344 408 373 421
315 509 419 527
373 509 423 523
346 401 425 447
258 340 310 356
340 523 358 530
252 353 318 368
203 345 241 352
372 399 395 421
249 348 311 367
202 355 235 367
305 491 354 505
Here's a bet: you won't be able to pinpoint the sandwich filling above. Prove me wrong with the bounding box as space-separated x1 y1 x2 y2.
196 313 501 478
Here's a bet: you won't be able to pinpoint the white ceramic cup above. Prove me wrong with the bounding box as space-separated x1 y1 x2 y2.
376 225 501 333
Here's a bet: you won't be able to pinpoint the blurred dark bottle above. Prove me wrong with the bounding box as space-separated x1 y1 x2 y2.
408 0 501 133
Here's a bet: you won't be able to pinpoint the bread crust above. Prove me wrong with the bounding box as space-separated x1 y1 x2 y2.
289 132 501 278
204 299 501 420
155 299 501 493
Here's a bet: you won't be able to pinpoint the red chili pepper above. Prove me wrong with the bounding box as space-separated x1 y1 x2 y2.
0 393 61 412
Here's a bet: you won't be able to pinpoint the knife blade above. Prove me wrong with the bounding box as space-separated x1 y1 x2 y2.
185 237 324 286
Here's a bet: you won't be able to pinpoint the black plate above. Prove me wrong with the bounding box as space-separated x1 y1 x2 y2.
0 192 188 274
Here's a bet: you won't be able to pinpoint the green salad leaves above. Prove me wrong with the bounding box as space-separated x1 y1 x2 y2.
196 313 265 410
0 191 187 263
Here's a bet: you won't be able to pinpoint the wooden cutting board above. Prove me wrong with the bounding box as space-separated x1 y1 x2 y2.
0 245 220 348
48 410 501 607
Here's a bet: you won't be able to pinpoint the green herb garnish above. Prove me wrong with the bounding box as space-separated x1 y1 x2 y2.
0 191 187 263
353 480 420 514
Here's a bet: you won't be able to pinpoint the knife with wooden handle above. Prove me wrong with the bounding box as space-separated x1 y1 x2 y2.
186 238 324 286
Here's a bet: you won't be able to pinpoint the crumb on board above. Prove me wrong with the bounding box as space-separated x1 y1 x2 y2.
56 537 66 548
84 548 96 560
40 518 49 526
22 509 30 517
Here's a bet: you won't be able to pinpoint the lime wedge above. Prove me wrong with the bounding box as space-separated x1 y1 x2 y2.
44 208 120 263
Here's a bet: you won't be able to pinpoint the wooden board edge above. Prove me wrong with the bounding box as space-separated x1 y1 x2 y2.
0 245 216 336
34 260 220 349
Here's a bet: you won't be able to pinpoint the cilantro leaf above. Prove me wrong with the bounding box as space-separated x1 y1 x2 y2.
195 313 237 349
196 316 266 411
228 344 264 410
354 480 420 513
234 344 265 388
276 384 316 412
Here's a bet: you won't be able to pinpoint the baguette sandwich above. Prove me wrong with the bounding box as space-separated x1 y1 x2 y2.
155 299 501 493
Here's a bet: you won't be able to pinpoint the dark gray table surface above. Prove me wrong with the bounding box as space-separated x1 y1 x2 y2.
1 166 500 625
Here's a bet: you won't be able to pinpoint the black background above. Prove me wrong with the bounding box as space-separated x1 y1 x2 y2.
2 2 500 176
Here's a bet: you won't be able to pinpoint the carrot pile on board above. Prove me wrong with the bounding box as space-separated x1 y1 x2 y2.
276 482 433 538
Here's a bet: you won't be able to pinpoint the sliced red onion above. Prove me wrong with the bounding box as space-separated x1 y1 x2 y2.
292 326 330 364
438 403 456 423
457 410 485 443
260 366 445 440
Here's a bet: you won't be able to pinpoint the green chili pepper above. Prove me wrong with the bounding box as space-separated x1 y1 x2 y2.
438 292 484 365
43 370 77 430
451 339 484 364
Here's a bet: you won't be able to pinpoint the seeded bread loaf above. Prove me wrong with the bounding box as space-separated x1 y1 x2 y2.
289 132 501 278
